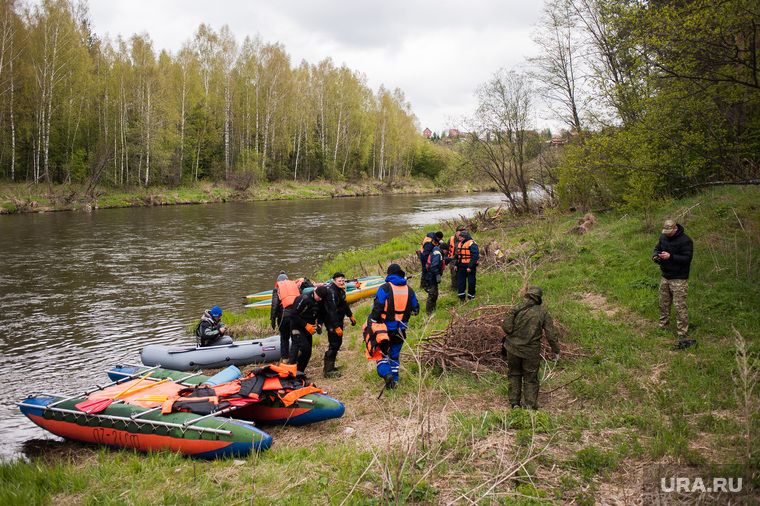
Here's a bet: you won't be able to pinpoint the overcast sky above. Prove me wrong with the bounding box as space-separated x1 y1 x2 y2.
86 0 549 134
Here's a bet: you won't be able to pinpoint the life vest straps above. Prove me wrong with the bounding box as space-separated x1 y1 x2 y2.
383 284 413 322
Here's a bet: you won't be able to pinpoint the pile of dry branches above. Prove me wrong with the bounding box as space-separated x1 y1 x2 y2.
420 304 579 376
420 305 510 375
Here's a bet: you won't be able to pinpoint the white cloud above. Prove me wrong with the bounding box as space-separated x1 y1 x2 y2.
86 0 548 133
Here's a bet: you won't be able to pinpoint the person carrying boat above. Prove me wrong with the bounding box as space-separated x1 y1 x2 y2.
418 231 443 290
454 229 479 301
322 272 357 378
286 285 330 374
270 270 300 364
368 263 420 390
196 306 233 347
501 286 560 410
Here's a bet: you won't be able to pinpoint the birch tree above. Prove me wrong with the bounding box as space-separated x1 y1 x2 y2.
528 0 586 136
27 0 89 188
0 0 23 180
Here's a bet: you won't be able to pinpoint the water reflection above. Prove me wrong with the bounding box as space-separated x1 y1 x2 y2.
0 192 504 460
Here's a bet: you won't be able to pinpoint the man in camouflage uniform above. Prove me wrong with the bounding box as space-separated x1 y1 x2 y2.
653 219 694 349
501 286 560 410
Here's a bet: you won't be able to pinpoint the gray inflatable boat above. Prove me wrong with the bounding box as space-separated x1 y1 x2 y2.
140 335 281 371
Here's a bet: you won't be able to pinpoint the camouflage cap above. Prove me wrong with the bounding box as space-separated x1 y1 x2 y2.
662 219 677 234
527 285 543 298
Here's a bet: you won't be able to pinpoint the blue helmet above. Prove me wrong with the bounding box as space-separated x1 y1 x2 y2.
210 306 223 317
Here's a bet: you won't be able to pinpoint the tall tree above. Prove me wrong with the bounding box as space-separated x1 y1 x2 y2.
169 41 200 184
528 0 586 135
569 0 648 127
217 25 236 179
464 69 536 213
257 41 290 179
0 0 24 181
130 33 157 186
27 0 90 187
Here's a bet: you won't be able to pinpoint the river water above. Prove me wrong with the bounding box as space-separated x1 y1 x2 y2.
0 191 504 460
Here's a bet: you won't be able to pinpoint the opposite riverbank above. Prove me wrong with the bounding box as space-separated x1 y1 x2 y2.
0 178 495 214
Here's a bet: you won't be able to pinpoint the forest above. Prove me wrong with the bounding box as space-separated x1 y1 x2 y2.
0 0 426 190
1 0 759 213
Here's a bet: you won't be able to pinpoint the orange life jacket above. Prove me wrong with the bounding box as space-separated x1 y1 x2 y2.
162 363 316 413
383 283 413 323
363 321 389 360
420 235 434 254
275 279 300 308
449 235 458 252
295 277 314 289
455 239 478 265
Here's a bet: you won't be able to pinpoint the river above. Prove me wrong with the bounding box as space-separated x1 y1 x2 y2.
0 191 505 460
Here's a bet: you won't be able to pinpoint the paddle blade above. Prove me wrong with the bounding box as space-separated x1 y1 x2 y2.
74 398 113 413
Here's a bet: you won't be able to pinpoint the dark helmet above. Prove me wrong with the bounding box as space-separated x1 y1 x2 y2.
210 306 223 317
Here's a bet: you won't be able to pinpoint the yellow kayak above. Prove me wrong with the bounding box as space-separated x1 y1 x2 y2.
244 276 385 310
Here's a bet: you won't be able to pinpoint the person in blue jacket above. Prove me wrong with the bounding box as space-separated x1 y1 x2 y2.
419 231 443 290
425 242 446 316
369 263 420 390
454 230 480 301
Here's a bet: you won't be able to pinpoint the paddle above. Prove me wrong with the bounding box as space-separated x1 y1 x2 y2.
75 372 154 413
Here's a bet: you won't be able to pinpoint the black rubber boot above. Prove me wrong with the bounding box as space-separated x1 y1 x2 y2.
323 359 341 378
676 339 698 350
383 373 396 390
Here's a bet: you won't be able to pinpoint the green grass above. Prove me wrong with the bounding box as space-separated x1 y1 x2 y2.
3 185 759 503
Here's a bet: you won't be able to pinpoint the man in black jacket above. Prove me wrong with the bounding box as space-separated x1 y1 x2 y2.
322 272 357 378
653 219 694 348
286 285 329 373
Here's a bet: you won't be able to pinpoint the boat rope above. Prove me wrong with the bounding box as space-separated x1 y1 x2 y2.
18 402 233 436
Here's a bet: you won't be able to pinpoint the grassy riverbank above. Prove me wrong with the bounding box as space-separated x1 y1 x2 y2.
2 186 759 504
0 178 493 214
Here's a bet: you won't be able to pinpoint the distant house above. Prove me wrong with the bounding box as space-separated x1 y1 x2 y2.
548 134 566 147
448 129 459 137
423 127 432 138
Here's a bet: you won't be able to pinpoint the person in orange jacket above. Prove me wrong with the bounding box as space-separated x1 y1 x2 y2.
270 271 300 364
454 230 479 301
368 263 420 390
